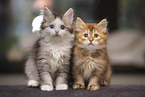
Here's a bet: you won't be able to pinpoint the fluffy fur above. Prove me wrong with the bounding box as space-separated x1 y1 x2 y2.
73 17 111 91
25 7 74 91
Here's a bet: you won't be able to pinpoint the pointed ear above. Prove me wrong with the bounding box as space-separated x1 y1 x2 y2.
43 7 53 21
97 19 108 32
75 17 86 30
63 8 74 24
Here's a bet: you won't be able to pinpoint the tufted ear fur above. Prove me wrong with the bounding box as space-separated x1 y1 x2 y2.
62 8 74 24
43 7 53 21
97 19 108 33
75 17 86 31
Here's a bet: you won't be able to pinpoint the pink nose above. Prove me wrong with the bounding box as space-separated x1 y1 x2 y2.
55 31 59 34
89 39 93 42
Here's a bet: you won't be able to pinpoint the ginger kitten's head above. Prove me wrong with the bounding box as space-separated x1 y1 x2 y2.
40 7 74 39
75 17 108 50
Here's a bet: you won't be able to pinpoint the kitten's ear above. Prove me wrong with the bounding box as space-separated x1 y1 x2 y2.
76 17 86 29
97 19 108 33
43 7 53 21
63 8 74 24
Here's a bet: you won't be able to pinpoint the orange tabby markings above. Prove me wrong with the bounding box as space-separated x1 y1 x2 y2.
73 17 111 91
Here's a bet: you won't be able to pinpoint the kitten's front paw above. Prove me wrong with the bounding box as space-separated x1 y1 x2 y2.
101 81 109 86
56 84 68 90
41 85 54 91
73 83 85 89
87 85 100 91
28 80 39 87
100 80 109 86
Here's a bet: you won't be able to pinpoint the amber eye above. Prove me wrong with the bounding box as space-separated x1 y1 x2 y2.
84 33 88 37
94 34 98 37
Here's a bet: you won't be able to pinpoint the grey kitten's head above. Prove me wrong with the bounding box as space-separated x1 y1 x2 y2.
40 7 74 38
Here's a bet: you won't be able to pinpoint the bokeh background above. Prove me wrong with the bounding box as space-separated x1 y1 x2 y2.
0 0 145 85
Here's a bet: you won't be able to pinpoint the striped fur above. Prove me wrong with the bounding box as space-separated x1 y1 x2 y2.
25 7 74 91
73 17 111 91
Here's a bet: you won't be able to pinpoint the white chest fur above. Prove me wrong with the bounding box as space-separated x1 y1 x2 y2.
82 58 96 79
49 48 67 65
81 57 105 79
40 38 72 72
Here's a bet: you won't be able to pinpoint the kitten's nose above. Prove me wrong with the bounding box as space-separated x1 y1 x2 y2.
89 38 93 42
55 31 59 35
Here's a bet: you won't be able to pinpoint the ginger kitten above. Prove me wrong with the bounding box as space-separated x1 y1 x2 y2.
25 7 74 91
73 17 111 90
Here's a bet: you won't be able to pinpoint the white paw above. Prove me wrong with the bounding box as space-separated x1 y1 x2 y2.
28 80 39 87
56 84 68 90
41 85 54 91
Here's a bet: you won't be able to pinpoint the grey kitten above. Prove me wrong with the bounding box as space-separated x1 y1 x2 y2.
25 7 74 91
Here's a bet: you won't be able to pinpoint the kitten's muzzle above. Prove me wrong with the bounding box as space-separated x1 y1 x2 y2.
55 31 60 36
55 31 59 34
89 38 94 42
88 38 94 45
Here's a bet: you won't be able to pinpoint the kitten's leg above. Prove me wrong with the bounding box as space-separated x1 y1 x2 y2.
25 56 39 87
55 66 69 90
40 72 54 91
37 57 54 91
73 68 85 89
101 65 111 86
73 75 85 89
55 73 68 90
87 71 100 91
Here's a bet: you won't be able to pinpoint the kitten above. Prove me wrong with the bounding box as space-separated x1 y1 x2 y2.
25 7 74 91
73 17 111 91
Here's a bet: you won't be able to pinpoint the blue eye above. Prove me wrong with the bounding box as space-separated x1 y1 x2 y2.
94 34 98 37
50 25 54 29
60 25 65 30
84 33 88 37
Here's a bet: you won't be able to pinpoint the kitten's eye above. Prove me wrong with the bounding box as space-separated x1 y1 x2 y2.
50 25 54 29
94 34 98 37
84 33 88 37
60 25 65 30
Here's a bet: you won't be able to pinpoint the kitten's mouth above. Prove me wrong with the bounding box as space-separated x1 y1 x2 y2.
54 34 60 37
88 43 94 46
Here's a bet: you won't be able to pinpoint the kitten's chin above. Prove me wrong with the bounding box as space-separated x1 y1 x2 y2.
78 44 105 50
53 34 61 37
51 34 64 39
52 33 66 38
